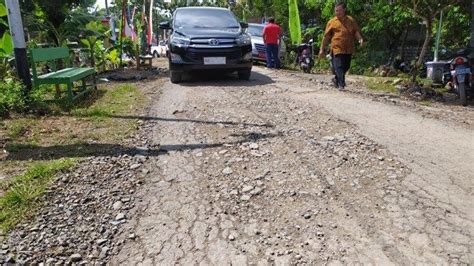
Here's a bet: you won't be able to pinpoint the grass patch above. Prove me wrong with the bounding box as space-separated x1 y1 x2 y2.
71 85 143 118
1 84 147 151
5 119 38 139
0 159 76 232
365 77 399 94
68 84 146 141
419 100 433 106
418 78 433 87
70 107 112 120
0 79 153 232
434 87 451 94
0 83 148 232
1 119 39 148
6 122 28 138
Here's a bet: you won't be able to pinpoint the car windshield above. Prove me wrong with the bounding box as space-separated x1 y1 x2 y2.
174 9 240 29
248 25 264 37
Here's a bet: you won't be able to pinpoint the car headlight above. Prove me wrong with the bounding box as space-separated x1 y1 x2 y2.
236 34 251 46
171 36 190 47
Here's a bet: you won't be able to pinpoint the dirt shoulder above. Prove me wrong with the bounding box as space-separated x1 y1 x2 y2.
0 60 168 264
281 70 474 129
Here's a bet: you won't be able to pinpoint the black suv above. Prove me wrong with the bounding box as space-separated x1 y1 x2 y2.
160 7 253 83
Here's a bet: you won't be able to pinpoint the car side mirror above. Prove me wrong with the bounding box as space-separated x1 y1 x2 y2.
309 39 314 44
159 21 171 30
240 22 248 29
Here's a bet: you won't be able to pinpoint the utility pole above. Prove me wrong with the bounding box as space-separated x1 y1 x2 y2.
433 11 442 62
105 0 109 15
5 0 31 92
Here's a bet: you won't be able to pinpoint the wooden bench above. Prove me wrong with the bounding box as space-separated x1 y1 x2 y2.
30 47 97 103
139 55 153 70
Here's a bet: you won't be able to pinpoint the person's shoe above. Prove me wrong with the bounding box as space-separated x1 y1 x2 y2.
338 86 345 91
331 77 338 88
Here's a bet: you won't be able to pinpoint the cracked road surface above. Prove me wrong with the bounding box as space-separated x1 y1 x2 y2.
112 67 473 265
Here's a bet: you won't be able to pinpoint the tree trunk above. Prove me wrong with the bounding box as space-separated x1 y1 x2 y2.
90 46 95 68
471 0 474 49
412 19 432 83
136 44 140 70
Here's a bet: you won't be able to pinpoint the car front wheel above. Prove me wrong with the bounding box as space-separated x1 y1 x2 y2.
170 71 182 84
238 69 252 80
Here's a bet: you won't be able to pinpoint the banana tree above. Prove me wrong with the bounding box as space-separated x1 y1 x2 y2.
80 21 108 68
0 2 13 79
28 11 95 47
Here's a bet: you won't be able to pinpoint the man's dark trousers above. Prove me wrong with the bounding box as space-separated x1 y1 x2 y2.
265 44 280 69
331 54 352 88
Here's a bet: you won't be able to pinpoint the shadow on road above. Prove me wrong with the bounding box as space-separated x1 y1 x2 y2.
179 70 274 87
68 114 274 128
5 132 281 161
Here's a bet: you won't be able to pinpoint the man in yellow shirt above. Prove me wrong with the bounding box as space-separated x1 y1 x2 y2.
319 2 364 90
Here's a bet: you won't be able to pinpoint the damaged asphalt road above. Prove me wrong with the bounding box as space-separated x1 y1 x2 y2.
3 65 473 265
113 67 473 265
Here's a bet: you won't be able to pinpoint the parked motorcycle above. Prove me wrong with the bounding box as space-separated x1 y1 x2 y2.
448 48 473 106
297 39 314 73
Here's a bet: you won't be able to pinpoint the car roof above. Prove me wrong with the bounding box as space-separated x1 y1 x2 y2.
176 7 229 11
249 23 265 27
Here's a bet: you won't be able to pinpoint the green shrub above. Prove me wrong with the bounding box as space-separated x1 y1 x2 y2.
0 80 59 117
351 50 389 75
282 50 298 69
120 37 136 58
0 80 26 117
312 56 331 73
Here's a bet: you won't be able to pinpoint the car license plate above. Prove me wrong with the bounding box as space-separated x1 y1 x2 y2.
203 57 226 65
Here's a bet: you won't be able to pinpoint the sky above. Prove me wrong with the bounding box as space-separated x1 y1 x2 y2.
95 0 112 9
96 0 173 8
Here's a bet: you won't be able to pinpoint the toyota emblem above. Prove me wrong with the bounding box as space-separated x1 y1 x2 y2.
209 39 220 46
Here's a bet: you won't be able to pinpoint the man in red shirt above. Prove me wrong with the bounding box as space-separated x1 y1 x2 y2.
263 17 282 69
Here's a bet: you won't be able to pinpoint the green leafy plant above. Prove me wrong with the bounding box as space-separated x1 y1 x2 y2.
106 48 120 69
93 40 107 71
120 37 137 59
0 80 27 117
80 21 108 68
0 3 13 79
0 31 13 56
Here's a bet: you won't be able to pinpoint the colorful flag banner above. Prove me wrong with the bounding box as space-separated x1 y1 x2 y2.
288 0 302 45
148 0 153 46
